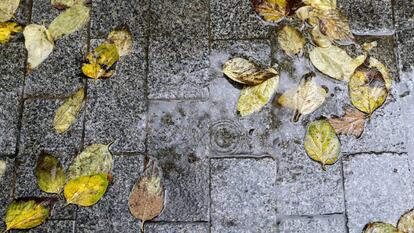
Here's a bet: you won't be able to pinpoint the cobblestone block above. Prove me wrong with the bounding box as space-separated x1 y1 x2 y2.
278 215 347 233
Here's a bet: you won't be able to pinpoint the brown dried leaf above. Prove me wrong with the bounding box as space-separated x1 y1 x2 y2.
328 107 366 138
223 57 276 85
129 158 164 231
251 0 289 22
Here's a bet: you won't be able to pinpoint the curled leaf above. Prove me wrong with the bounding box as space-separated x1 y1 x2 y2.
277 25 306 56
67 144 113 180
304 119 341 170
23 24 54 70
251 0 289 22
237 72 279 116
0 22 22 44
278 73 327 122
0 160 6 179
106 27 133 57
397 209 414 233
51 0 87 9
4 197 56 231
310 45 366 81
0 0 20 22
311 26 331 48
296 6 312 21
349 68 388 116
129 158 164 231
328 107 366 138
48 3 90 40
53 87 85 133
64 174 109 206
363 222 401 233
223 57 276 85
81 42 119 79
368 57 392 90
35 153 66 194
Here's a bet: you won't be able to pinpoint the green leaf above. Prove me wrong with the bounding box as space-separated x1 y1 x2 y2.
53 87 85 134
35 153 66 194
48 3 90 40
363 222 401 233
64 174 109 207
0 0 20 22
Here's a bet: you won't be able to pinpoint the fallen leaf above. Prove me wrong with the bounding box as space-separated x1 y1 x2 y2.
304 119 341 170
310 45 366 81
349 68 388 116
23 24 55 70
67 144 113 180
295 6 312 21
277 25 306 56
48 3 90 40
223 57 276 85
0 160 6 179
368 57 392 90
4 197 56 231
129 158 164 231
237 71 279 116
363 222 401 233
303 0 336 9
51 0 86 9
311 26 332 48
107 26 133 57
35 153 66 194
0 22 22 44
328 107 366 138
251 0 289 22
278 73 327 122
64 174 109 206
0 0 20 22
310 8 354 45
81 42 119 79
363 41 378 52
398 209 414 233
53 87 85 133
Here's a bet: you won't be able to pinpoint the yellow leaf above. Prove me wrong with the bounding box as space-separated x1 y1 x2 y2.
303 0 336 9
129 158 164 232
251 0 288 22
278 73 327 122
53 87 85 133
23 24 55 70
51 0 86 9
295 6 312 21
0 160 6 180
310 45 366 81
349 68 388 116
35 153 66 194
48 3 90 40
106 27 133 57
311 26 332 48
67 144 113 180
277 25 306 56
368 57 392 90
64 174 109 207
237 72 279 116
363 222 401 233
223 57 277 85
397 209 414 233
0 0 20 22
82 43 119 79
4 197 54 231
362 41 378 52
310 9 354 44
304 119 341 170
0 22 22 44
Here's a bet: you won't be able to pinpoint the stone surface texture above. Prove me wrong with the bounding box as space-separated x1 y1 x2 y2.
0 1 413 233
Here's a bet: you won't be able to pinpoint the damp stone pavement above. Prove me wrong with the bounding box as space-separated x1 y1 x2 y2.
1 0 414 233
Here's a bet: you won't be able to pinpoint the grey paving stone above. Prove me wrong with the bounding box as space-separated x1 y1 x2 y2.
393 0 414 28
0 43 25 92
75 155 143 233
397 28 414 73
14 0 31 25
150 0 209 37
31 0 61 25
18 98 84 155
12 220 75 233
211 158 278 233
349 0 394 34
343 153 414 233
0 156 15 231
278 215 347 233
145 222 209 233
148 35 209 99
210 0 269 39
91 0 149 39
0 91 20 155
24 29 87 98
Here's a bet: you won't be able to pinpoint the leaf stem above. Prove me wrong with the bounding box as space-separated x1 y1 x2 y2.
140 221 145 233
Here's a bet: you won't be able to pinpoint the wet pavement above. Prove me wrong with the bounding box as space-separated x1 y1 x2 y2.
1 0 414 232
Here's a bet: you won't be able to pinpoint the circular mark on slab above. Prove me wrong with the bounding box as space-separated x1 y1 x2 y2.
209 119 244 154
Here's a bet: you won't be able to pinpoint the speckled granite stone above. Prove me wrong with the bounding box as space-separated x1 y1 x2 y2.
12 220 75 233
0 156 15 231
0 91 21 156
145 222 209 233
393 0 414 29
278 215 347 233
91 0 149 39
0 43 25 92
349 0 394 34
211 158 278 233
210 0 269 39
75 155 143 233
148 35 209 99
343 153 414 233
397 28 414 73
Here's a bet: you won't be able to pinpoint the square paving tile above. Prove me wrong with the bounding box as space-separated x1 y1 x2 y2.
349 0 394 34
145 222 209 233
278 215 347 233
